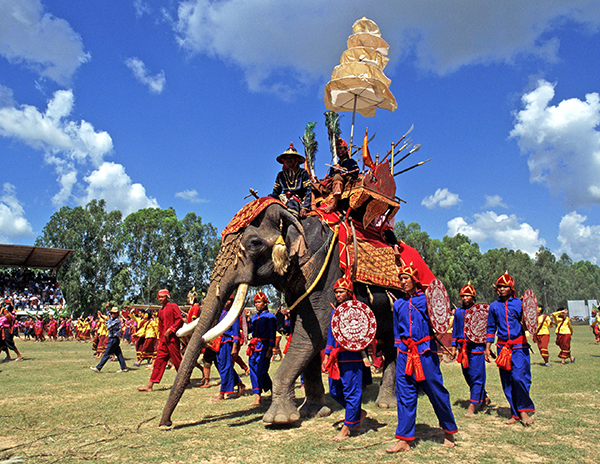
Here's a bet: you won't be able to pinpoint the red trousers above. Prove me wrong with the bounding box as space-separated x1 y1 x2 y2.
556 334 572 359
150 338 182 383
536 334 549 359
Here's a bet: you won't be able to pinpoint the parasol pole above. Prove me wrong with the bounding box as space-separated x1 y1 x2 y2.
350 94 358 163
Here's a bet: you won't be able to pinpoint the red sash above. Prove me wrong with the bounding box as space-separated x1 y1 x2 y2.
402 336 430 381
283 334 292 354
210 336 222 352
456 339 469 368
246 338 259 357
495 336 526 371
323 347 341 380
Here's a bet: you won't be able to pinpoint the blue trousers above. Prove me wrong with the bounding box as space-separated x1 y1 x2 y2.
329 361 363 428
497 347 535 419
462 351 487 404
395 350 457 440
249 350 272 394
216 343 241 394
96 337 127 371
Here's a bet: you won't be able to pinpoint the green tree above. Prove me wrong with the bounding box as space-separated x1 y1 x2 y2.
119 208 221 304
176 212 220 299
35 200 122 315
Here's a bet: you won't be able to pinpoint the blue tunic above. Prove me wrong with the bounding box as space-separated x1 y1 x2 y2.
270 167 312 212
324 309 367 428
248 310 277 394
393 290 457 440
452 305 487 405
486 297 535 418
216 309 241 394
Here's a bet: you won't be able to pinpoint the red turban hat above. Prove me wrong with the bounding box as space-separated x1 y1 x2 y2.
399 262 422 288
333 276 353 293
156 289 170 299
253 292 270 303
459 282 477 298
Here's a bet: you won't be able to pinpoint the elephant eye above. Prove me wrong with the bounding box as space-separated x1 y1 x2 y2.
246 236 264 251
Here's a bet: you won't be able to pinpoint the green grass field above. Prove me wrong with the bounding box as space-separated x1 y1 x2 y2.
1 326 599 464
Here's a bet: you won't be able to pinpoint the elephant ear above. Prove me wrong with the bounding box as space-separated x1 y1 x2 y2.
280 208 309 265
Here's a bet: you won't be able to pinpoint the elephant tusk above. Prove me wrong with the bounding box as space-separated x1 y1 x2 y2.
176 318 199 338
202 284 249 343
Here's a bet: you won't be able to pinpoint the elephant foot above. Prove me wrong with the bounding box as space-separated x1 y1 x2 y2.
263 399 301 424
375 391 396 409
298 397 331 419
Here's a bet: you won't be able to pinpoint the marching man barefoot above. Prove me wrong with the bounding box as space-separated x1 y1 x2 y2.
322 277 370 442
387 264 457 453
484 272 535 426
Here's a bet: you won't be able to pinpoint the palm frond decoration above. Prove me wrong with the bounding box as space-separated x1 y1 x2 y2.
324 110 342 165
300 122 318 177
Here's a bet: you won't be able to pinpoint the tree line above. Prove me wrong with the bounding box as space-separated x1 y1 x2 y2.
35 200 220 314
34 200 599 315
395 221 600 311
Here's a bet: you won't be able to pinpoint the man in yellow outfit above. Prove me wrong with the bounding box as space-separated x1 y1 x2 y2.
552 308 575 364
535 306 553 366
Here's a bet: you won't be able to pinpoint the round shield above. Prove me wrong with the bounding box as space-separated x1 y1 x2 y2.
522 289 539 335
331 300 377 351
465 303 489 344
426 279 451 334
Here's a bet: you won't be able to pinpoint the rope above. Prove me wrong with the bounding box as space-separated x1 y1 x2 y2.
287 225 339 312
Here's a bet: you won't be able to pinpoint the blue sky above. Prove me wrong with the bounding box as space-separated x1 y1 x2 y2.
1 0 599 264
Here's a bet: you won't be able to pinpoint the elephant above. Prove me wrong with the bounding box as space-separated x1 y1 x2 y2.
159 199 404 427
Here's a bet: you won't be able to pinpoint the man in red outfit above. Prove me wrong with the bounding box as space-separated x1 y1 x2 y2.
138 289 183 392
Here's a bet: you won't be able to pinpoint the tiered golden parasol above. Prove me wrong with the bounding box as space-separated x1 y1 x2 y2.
324 17 397 147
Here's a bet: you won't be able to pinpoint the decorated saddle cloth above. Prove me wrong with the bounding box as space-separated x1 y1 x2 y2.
310 208 434 291
346 221 435 291
220 197 434 292
221 197 284 240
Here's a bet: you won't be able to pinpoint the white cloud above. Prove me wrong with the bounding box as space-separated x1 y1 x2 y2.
134 0 152 17
0 85 16 107
175 189 208 203
558 211 600 264
484 195 508 209
447 211 545 257
0 90 156 214
421 188 461 209
82 162 159 217
0 183 34 243
125 57 166 94
510 79 600 207
0 89 114 204
173 0 600 96
0 0 90 85
0 89 113 167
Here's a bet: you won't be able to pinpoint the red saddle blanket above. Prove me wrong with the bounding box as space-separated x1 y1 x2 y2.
347 221 435 291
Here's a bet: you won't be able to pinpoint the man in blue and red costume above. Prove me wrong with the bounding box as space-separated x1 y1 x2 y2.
387 263 457 453
484 272 535 426
247 292 277 406
212 294 245 401
270 142 312 218
451 283 490 416
322 277 370 442
137 289 183 392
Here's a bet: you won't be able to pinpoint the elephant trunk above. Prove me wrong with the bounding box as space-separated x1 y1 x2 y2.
159 281 248 427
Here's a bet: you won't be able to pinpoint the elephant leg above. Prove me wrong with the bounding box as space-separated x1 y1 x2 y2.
376 334 397 409
298 352 331 419
263 310 329 424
